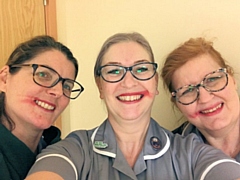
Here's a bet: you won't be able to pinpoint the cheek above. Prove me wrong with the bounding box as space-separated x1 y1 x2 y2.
144 79 158 97
225 80 238 97
188 112 199 119
58 98 70 112
143 90 152 97
144 89 158 98
178 104 199 119
7 83 25 97
7 76 33 94
99 83 113 99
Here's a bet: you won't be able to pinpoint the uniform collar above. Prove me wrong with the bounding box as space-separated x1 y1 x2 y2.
91 118 170 176
182 123 205 142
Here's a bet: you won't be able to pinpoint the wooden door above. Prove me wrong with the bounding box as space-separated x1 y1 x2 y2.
0 0 61 130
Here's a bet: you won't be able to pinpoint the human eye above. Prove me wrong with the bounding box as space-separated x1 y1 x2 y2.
133 64 151 74
204 72 224 87
63 81 74 91
136 66 148 73
206 75 222 83
35 70 52 81
107 68 121 75
104 66 123 76
179 86 196 97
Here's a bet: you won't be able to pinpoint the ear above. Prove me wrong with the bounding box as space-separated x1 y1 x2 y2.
95 77 104 99
0 65 9 92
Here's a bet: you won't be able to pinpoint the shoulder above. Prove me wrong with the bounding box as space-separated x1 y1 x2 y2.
41 128 95 154
169 133 240 179
28 128 97 179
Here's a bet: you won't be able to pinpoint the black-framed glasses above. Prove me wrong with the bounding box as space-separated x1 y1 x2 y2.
171 68 228 105
97 62 158 83
9 64 84 99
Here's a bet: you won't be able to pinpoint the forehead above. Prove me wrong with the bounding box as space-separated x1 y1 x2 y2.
172 54 221 88
30 50 76 78
30 50 65 62
102 41 150 65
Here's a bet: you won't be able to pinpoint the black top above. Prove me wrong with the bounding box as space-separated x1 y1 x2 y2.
0 123 61 180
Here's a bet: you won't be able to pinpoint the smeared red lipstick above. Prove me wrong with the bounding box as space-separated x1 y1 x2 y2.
189 112 199 118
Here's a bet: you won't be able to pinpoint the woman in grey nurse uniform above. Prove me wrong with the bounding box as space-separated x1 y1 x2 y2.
26 32 240 180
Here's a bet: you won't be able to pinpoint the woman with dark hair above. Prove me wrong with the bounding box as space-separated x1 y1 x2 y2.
0 35 84 180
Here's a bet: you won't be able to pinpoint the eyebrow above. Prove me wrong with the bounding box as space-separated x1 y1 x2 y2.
103 59 151 66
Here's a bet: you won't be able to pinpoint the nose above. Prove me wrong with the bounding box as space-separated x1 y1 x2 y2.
46 81 63 98
197 86 214 103
120 71 138 88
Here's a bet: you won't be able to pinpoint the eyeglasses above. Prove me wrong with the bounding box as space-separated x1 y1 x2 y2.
97 62 158 83
171 68 228 105
9 64 84 99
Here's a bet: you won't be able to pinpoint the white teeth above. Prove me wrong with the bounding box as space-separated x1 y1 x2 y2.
118 95 141 101
201 104 222 114
35 100 55 110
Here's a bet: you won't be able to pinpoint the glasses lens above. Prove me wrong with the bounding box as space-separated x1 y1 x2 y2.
203 71 227 92
99 63 157 83
176 85 198 105
30 64 83 99
132 63 156 80
63 80 83 99
100 65 125 82
174 69 228 105
34 66 59 87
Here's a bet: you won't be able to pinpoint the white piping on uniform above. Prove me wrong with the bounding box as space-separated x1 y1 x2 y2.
200 159 240 180
91 127 171 160
144 131 170 160
91 127 116 158
35 154 78 180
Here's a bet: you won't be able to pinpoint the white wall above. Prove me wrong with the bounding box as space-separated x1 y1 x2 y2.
56 1 240 137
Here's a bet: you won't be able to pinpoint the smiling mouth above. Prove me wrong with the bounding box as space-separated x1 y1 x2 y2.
201 103 223 114
35 100 55 110
117 95 143 102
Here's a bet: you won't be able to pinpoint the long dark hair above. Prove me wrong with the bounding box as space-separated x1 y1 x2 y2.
0 35 78 130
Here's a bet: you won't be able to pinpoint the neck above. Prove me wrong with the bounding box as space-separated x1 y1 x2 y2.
201 121 240 158
109 116 150 168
